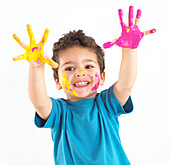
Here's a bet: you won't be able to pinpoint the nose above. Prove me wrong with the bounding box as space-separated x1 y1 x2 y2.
74 69 86 77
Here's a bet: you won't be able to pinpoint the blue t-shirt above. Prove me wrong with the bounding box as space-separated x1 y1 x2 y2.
35 85 133 165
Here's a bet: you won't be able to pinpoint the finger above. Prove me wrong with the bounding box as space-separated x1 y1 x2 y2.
143 29 156 36
39 28 49 46
27 24 36 44
118 9 126 28
13 54 27 61
103 41 115 49
129 6 134 27
47 60 59 68
41 57 59 68
103 38 118 49
134 9 142 27
39 51 59 68
13 34 27 49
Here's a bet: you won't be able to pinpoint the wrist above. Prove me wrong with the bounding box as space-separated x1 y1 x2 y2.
29 63 45 71
29 59 45 68
122 48 137 56
122 47 137 51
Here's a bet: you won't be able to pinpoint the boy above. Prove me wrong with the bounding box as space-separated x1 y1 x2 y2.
13 6 155 165
33 30 134 165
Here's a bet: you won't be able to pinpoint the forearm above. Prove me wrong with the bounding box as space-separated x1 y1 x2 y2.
28 63 50 110
117 48 137 90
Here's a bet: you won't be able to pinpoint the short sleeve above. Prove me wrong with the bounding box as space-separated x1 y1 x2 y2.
99 84 133 116
34 97 60 128
123 96 133 113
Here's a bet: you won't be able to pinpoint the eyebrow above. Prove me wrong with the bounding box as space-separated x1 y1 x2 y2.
61 59 97 68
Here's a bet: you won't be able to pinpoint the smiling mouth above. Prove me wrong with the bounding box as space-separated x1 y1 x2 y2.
73 81 90 87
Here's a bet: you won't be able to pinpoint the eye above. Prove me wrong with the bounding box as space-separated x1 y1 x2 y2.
85 65 93 69
65 67 75 71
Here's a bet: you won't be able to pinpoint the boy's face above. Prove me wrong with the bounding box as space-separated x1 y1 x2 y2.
55 46 105 102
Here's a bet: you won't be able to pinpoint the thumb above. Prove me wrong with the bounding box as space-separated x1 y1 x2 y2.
43 51 51 60
103 38 118 49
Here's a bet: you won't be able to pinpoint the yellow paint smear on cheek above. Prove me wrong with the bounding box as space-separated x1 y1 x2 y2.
62 73 78 97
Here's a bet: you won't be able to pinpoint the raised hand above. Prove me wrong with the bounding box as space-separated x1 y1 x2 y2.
13 24 58 68
103 6 156 49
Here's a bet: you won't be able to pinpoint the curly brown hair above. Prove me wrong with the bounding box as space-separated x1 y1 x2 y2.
52 30 105 80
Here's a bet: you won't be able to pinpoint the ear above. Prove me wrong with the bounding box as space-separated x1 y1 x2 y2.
100 71 105 86
54 78 62 90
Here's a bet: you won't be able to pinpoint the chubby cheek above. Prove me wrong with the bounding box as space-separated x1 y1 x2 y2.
61 73 79 96
91 72 100 91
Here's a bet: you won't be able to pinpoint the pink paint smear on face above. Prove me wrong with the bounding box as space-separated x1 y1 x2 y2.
91 73 100 91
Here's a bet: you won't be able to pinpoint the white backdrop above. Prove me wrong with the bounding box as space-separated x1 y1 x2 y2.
0 0 169 164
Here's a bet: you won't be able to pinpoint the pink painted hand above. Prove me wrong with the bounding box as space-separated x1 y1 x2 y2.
103 6 156 49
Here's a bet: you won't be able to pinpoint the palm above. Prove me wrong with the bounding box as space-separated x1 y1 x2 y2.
115 25 143 48
103 6 156 49
13 24 58 68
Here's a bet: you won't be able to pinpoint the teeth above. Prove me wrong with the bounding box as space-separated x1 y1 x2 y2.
75 82 88 86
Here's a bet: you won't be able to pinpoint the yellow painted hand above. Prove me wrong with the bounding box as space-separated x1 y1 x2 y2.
13 24 58 68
